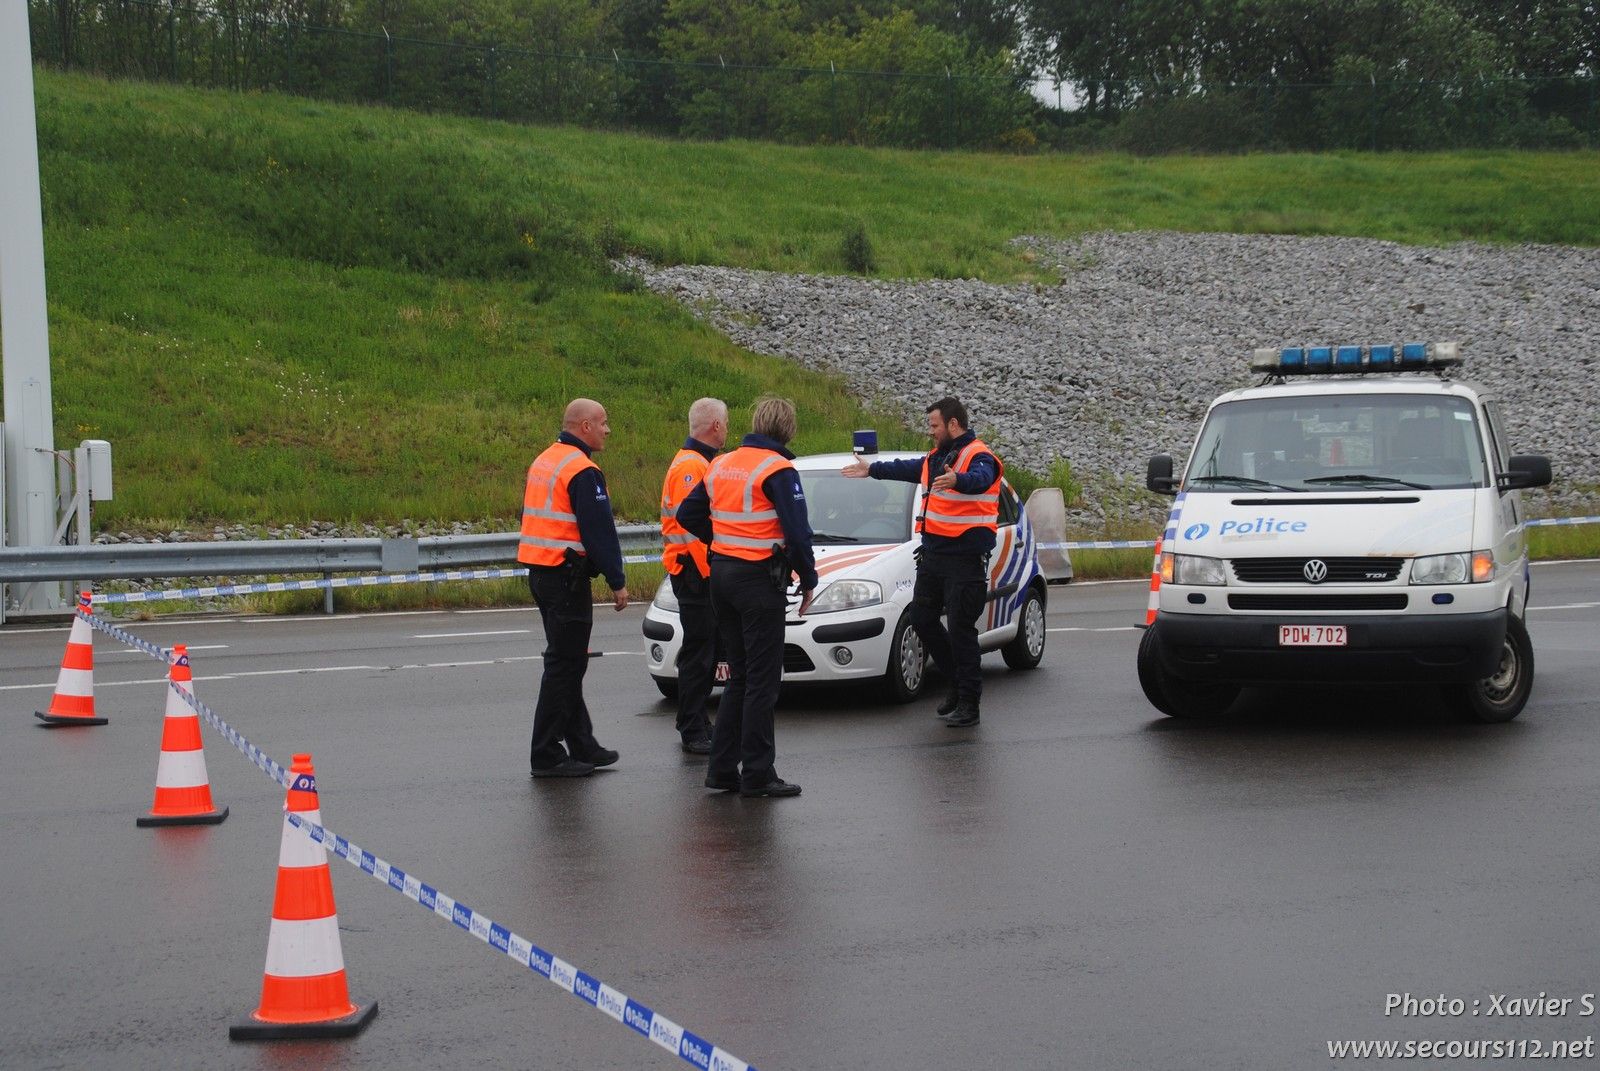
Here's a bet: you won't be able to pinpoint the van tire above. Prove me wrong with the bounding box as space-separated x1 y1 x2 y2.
1001 584 1047 670
1451 615 1533 723
1136 626 1177 716
1138 623 1239 719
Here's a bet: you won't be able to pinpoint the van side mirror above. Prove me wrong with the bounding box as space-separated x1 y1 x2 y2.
1146 454 1178 496
1497 455 1552 491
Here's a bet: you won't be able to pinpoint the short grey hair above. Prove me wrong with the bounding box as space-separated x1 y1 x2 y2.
750 397 797 445
688 397 727 437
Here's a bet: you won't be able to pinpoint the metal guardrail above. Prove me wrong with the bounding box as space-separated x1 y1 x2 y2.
0 525 662 584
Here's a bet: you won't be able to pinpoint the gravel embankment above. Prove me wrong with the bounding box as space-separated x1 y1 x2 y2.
623 231 1600 528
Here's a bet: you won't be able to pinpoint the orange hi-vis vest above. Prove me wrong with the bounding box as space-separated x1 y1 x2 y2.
660 447 712 578
703 445 794 561
517 442 600 566
918 438 1002 538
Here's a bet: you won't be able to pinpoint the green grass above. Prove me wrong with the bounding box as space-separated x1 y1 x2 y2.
28 70 1600 536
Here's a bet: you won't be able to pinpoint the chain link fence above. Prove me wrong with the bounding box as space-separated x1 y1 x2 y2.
28 0 1600 151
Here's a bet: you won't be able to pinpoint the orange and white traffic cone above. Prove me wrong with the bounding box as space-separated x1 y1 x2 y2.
231 753 376 1040
1143 538 1163 627
137 646 227 827
35 592 106 727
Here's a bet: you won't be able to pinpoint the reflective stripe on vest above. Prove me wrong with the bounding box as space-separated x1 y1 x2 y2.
659 448 711 577
517 443 600 566
918 438 1002 538
705 447 793 561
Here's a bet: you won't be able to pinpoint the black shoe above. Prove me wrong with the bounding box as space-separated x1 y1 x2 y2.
704 774 740 792
576 747 619 768
740 778 802 798
944 700 980 728
681 735 713 755
936 686 961 717
531 758 595 778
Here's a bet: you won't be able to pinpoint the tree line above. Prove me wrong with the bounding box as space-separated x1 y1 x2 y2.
29 0 1599 149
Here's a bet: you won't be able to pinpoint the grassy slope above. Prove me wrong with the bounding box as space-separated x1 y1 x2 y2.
31 70 1600 534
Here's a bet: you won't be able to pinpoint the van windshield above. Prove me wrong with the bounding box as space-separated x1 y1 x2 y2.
1185 394 1489 492
797 470 915 543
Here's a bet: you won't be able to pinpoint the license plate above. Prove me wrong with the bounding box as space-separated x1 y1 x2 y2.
1279 625 1347 647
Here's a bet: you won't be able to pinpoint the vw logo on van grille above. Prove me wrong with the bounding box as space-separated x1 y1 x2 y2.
1302 559 1329 584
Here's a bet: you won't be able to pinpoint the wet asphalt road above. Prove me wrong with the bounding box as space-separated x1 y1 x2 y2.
2 563 1599 1070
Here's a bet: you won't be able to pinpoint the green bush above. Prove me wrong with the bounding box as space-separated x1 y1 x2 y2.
841 220 876 273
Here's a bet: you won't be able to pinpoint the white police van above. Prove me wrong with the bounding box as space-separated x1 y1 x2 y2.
643 451 1049 702
1138 342 1552 722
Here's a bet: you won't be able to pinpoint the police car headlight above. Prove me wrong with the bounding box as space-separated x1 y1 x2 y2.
807 580 882 614
1411 551 1494 585
651 583 680 612
1163 554 1226 586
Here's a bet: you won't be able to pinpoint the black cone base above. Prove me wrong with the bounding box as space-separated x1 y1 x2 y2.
35 711 108 727
231 998 377 1041
137 806 229 827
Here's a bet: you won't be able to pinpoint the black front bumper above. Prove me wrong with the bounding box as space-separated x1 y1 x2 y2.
1153 608 1507 684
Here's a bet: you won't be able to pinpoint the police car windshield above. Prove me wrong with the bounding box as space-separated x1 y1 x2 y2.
798 470 915 544
1186 394 1489 492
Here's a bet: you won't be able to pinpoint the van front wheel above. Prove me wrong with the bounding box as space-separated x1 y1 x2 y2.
1451 615 1533 723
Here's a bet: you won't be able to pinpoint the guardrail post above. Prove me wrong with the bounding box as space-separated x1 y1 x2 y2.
323 572 334 615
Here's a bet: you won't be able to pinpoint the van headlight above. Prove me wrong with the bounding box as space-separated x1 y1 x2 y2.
652 583 680 612
806 580 882 614
1160 553 1226 586
1411 551 1495 585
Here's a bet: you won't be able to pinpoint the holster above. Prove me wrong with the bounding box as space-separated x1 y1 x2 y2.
765 545 790 594
561 548 593 596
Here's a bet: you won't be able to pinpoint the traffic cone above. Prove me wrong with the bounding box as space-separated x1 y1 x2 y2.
1143 538 1163 627
137 646 227 827
231 753 377 1040
35 592 106 727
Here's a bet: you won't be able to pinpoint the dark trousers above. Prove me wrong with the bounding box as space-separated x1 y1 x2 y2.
909 551 988 702
670 567 716 741
708 558 786 789
528 566 602 769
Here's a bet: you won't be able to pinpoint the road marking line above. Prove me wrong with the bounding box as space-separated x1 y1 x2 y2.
241 610 445 623
455 607 533 615
412 629 531 639
1531 602 1600 610
1047 626 1138 633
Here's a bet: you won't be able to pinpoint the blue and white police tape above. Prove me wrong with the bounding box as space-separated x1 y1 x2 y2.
78 605 756 1071
287 808 755 1071
1526 515 1600 528
77 515 1600 607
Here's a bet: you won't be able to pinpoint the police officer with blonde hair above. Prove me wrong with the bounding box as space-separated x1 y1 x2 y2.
658 397 728 754
519 398 629 778
843 396 1000 727
677 397 817 798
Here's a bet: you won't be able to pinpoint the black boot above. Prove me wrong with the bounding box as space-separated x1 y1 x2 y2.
936 685 961 717
944 698 980 728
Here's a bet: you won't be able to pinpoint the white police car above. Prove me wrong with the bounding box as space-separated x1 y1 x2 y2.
643 451 1048 701
1138 342 1552 722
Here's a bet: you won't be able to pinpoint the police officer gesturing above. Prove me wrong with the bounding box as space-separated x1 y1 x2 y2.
658 397 728 755
678 398 817 798
842 397 1000 728
519 398 629 778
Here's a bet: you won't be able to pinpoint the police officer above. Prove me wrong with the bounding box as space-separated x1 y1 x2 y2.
658 397 728 755
842 397 1000 727
678 398 817 798
518 398 629 778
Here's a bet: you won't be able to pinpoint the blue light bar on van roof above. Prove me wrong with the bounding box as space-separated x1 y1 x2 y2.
1250 341 1460 375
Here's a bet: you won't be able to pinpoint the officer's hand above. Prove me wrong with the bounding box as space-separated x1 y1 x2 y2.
612 587 629 612
797 588 814 617
931 472 958 492
840 458 870 478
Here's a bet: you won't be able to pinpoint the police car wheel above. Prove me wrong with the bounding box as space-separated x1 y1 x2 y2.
1136 626 1178 716
653 676 679 702
1452 615 1533 723
1001 584 1047 670
878 611 927 703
